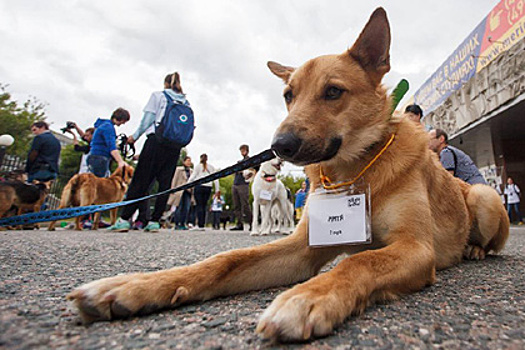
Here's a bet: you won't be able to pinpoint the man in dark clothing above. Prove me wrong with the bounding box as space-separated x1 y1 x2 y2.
230 144 253 231
26 121 61 182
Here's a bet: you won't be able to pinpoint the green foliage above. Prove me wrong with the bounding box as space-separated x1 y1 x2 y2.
177 148 187 166
278 174 306 198
59 144 83 176
218 175 234 209
0 84 47 157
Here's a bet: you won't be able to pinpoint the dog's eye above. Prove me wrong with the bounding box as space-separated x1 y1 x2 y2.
324 86 343 100
284 90 293 104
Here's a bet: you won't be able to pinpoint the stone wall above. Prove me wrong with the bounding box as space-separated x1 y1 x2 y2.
426 38 525 134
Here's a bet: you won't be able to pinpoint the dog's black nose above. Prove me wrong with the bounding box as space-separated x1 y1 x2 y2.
271 133 302 159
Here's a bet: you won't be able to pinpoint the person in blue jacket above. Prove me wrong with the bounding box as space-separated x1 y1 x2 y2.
87 108 130 177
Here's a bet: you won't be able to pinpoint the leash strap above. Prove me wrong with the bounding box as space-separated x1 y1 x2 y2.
0 149 276 227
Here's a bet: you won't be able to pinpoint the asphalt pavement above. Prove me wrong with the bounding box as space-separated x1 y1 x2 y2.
1 225 524 349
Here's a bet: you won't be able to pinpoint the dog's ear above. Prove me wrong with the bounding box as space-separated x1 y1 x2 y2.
348 7 391 86
267 61 295 83
121 165 127 181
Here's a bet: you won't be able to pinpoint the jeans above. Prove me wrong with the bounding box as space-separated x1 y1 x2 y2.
87 155 110 178
174 191 191 227
28 169 57 182
507 202 523 222
212 211 221 229
194 185 212 228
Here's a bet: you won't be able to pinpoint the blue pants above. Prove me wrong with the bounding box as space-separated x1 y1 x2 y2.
28 170 57 182
507 202 523 222
212 211 221 229
174 191 192 227
87 155 110 178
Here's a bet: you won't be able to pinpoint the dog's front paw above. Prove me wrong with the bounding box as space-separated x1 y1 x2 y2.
68 269 190 323
256 285 342 342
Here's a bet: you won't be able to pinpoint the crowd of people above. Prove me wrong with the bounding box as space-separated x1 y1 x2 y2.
7 78 523 232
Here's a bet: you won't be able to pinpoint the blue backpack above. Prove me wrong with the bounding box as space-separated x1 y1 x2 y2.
155 91 195 148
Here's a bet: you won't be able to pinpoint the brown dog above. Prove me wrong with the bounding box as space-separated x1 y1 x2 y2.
67 8 509 342
48 166 134 231
0 180 50 229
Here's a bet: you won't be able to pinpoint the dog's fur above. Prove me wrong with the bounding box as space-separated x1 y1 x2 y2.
67 8 509 342
48 166 134 231
0 181 50 229
270 195 295 233
251 158 294 235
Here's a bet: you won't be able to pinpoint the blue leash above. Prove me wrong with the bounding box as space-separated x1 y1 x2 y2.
0 149 276 227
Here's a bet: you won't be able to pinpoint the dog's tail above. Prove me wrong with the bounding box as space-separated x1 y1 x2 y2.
466 184 510 254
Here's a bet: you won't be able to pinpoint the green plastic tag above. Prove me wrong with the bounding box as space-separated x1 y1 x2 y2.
390 79 409 113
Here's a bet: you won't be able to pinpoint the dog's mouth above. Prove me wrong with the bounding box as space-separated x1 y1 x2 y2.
271 134 342 166
262 173 277 182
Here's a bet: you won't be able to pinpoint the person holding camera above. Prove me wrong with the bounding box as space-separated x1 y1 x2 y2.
63 122 94 174
87 108 130 178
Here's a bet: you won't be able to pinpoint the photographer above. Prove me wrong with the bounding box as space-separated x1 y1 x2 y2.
87 108 130 178
63 122 94 174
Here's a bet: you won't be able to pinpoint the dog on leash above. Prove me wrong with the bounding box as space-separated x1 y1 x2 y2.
251 158 292 235
48 166 134 231
0 180 50 229
67 8 509 342
251 158 294 235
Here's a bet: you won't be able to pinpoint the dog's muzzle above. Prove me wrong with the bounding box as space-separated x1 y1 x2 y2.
271 132 342 165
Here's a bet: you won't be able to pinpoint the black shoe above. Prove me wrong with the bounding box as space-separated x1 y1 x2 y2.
230 225 244 231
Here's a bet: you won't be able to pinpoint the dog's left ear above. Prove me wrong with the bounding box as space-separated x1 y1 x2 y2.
267 61 295 83
348 7 391 86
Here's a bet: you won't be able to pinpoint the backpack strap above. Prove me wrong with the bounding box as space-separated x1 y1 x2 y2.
163 91 190 107
445 146 458 176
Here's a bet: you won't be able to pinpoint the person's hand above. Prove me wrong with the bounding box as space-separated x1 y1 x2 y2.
127 136 135 145
118 160 127 169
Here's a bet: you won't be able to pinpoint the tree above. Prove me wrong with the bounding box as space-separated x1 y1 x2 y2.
279 174 306 197
59 144 83 176
0 84 47 157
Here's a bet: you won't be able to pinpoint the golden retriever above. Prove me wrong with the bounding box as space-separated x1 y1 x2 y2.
67 8 508 342
48 166 134 231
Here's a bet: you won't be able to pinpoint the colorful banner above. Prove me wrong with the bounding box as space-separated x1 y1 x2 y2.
414 0 525 114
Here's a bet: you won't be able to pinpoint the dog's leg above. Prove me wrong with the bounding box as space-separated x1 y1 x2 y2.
260 202 272 235
68 220 344 324
257 237 436 341
110 208 118 225
75 216 82 231
92 212 101 231
250 198 260 235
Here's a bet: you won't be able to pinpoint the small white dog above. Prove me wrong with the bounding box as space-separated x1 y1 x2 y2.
251 158 295 235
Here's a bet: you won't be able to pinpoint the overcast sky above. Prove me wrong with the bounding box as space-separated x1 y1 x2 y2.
0 0 498 174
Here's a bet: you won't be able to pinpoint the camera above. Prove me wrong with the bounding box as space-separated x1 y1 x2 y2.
60 121 76 133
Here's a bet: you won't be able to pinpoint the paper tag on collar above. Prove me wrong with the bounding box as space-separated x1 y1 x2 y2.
308 181 372 247
260 190 273 201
